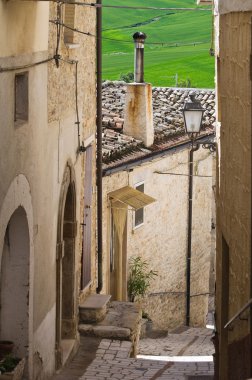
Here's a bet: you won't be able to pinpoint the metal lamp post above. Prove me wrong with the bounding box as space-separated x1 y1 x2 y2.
182 93 204 144
182 93 205 327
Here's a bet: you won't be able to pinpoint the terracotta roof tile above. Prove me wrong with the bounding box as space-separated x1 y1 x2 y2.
102 81 215 167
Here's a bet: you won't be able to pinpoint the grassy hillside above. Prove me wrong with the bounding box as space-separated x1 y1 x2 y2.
102 0 214 88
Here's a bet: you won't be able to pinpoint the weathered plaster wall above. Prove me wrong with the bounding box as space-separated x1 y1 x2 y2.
215 10 252 380
0 1 97 378
0 1 49 57
103 147 214 330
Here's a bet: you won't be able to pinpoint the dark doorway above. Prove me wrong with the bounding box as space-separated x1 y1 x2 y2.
1 207 29 360
56 166 77 369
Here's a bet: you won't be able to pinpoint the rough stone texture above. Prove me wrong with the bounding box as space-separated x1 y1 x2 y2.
80 356 214 380
215 10 252 380
216 0 252 14
79 294 111 323
48 0 97 305
124 83 154 147
139 327 214 357
102 81 215 167
103 147 215 330
101 82 216 331
79 302 141 357
0 2 97 379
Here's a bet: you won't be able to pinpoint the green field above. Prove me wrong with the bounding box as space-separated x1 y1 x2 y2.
102 0 214 88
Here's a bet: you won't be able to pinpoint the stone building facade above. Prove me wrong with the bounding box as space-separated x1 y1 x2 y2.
0 2 97 379
214 1 252 379
101 82 216 330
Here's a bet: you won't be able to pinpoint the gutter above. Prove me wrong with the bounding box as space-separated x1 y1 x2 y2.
96 0 103 293
102 133 215 177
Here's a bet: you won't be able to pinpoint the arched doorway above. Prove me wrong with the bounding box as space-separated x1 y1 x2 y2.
0 206 29 359
55 165 77 369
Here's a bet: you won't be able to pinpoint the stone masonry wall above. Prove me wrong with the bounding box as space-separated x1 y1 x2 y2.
48 1 97 300
103 146 214 330
215 10 252 380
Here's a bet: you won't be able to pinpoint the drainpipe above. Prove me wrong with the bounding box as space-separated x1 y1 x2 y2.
186 143 199 326
96 0 103 293
133 31 147 83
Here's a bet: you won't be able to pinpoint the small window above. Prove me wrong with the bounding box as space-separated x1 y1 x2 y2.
15 72 28 124
134 182 144 227
64 2 75 44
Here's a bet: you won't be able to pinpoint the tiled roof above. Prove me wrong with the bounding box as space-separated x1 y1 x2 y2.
102 81 215 168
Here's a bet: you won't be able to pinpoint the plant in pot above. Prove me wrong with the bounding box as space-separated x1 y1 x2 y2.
0 342 14 361
0 355 25 380
127 256 158 302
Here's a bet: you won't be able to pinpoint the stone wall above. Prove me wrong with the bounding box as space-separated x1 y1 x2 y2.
0 2 97 378
48 1 97 302
103 146 215 330
215 10 252 380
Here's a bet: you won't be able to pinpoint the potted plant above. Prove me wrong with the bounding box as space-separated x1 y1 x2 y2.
0 342 14 360
0 356 25 380
127 256 158 302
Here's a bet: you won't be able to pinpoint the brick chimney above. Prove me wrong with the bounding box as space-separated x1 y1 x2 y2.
124 32 154 147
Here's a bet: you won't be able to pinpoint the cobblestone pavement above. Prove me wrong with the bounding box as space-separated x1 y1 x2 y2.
79 328 214 380
139 326 214 357
52 327 214 379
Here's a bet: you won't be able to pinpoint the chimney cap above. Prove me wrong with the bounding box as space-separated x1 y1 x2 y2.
133 31 147 42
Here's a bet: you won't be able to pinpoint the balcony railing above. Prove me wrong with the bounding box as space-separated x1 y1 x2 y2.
224 298 252 329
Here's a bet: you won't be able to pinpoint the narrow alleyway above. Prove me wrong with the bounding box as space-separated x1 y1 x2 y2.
51 325 214 380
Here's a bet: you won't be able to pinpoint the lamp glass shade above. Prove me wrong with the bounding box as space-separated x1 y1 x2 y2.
183 109 204 135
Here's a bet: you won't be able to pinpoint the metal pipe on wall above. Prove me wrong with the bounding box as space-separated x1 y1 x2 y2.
186 143 199 326
96 0 103 293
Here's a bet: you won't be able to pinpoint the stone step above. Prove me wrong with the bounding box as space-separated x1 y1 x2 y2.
79 294 111 323
79 324 131 340
79 301 141 356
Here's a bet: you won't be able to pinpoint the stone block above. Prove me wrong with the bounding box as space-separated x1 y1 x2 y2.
79 294 111 323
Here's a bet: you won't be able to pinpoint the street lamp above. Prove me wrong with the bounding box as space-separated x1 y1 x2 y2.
182 93 215 327
182 93 204 142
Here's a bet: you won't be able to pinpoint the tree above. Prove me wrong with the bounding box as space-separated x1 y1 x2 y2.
119 72 134 83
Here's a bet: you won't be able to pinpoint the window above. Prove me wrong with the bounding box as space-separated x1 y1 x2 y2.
15 72 28 124
64 2 75 44
134 182 144 227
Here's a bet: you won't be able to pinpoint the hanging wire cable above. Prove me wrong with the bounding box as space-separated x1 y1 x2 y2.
74 61 81 151
57 57 85 153
0 57 54 73
54 2 63 67
50 20 209 47
154 171 212 178
39 0 212 12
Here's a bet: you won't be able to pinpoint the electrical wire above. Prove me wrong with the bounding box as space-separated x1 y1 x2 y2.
154 171 212 178
50 20 210 47
0 57 54 73
56 56 83 152
74 61 82 151
38 1 212 12
54 2 63 67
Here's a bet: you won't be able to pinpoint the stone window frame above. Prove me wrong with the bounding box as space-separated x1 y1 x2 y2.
133 181 145 229
14 71 29 126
